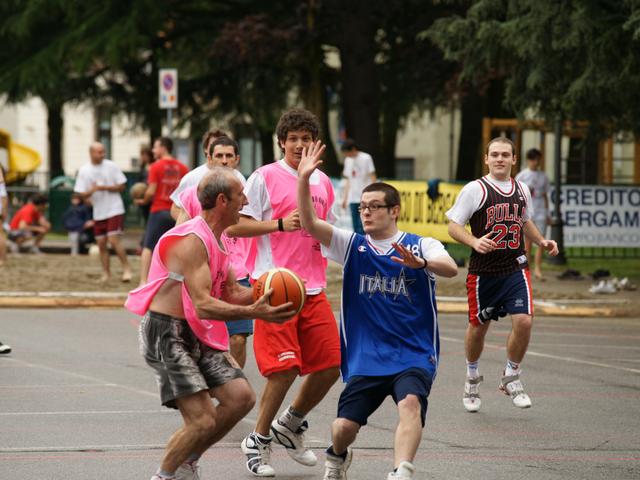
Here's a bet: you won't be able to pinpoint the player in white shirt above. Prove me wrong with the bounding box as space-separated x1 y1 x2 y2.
340 139 376 234
515 148 550 280
74 142 131 283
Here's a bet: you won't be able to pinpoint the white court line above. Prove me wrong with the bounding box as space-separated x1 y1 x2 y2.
508 343 640 350
0 440 326 453
440 335 640 374
442 329 640 340
0 357 326 445
2 357 157 399
0 384 118 389
0 410 172 416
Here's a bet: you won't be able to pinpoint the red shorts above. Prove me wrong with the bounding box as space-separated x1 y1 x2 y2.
253 291 341 377
93 214 124 238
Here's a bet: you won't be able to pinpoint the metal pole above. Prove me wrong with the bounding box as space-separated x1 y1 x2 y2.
166 109 173 139
548 117 567 264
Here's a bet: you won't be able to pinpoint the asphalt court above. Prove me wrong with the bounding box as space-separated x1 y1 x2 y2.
1 309 639 479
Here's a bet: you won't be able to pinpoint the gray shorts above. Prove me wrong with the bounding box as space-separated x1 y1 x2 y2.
139 311 246 409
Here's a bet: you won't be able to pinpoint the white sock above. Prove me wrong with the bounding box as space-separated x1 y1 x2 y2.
505 359 521 376
279 405 304 431
466 360 479 379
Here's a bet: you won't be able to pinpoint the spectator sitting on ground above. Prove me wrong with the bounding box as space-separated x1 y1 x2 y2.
62 193 95 255
8 193 51 254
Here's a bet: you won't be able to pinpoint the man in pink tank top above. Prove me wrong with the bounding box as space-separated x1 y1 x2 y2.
130 168 295 480
227 109 341 477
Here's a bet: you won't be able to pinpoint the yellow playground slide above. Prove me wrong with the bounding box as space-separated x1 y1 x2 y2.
0 129 41 184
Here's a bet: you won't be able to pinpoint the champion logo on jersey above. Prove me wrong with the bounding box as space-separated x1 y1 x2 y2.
358 245 367 252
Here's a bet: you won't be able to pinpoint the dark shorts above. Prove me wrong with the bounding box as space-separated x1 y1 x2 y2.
94 214 124 238
139 311 246 409
143 210 175 250
226 277 254 336
466 269 533 325
337 368 433 427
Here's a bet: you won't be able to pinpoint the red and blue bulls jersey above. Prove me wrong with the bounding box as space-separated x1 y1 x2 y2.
340 232 439 381
469 177 528 276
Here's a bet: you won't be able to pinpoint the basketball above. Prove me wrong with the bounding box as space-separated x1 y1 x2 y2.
252 268 306 316
129 182 147 199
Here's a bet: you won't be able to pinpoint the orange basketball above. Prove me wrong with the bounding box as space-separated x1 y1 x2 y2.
252 268 306 316
129 182 147 199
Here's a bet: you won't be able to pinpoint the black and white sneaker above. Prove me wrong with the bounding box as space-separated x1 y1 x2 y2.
271 418 317 466
0 342 11 354
241 432 275 477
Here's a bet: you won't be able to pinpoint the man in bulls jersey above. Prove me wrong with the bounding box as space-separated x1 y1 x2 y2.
446 137 559 413
298 140 458 480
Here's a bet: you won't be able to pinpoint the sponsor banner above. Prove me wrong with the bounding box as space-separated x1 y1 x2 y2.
551 185 640 247
387 181 464 243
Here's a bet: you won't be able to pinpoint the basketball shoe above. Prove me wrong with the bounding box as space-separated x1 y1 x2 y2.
499 372 532 408
462 375 483 412
241 432 275 477
323 447 352 480
387 461 415 479
271 418 317 466
175 461 200 480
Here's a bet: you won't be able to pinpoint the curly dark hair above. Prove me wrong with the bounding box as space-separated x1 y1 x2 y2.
275 109 320 150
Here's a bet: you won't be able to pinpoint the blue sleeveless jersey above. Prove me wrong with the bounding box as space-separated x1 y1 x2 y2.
339 232 440 381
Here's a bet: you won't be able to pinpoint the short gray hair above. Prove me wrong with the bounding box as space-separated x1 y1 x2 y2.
197 167 235 210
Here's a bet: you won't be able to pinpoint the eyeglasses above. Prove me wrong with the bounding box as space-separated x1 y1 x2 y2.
357 203 395 213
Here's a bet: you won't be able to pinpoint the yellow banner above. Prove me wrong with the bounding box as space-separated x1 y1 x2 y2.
387 181 465 243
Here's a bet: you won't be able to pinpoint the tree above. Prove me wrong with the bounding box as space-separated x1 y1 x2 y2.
429 0 640 136
0 0 103 177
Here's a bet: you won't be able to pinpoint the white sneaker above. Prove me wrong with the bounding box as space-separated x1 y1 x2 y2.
175 462 200 480
499 373 532 408
324 448 352 480
241 433 275 477
387 461 415 479
463 375 483 412
0 342 11 354
29 245 42 254
271 418 318 466
7 241 19 254
150 475 175 480
589 280 617 294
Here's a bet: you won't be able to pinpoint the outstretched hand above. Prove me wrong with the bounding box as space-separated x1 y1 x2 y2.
251 288 296 323
299 140 326 179
390 242 426 269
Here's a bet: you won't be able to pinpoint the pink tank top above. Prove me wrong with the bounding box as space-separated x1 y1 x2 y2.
125 216 229 350
178 186 254 279
258 162 334 290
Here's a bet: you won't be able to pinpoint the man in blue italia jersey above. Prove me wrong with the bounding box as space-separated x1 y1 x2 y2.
297 141 458 480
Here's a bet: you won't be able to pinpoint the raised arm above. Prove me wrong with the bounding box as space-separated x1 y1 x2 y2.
297 141 334 248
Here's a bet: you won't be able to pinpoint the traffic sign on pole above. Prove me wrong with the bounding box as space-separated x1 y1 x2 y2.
158 68 178 109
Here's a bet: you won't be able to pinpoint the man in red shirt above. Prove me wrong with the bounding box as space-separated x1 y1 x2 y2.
136 136 188 285
8 193 51 254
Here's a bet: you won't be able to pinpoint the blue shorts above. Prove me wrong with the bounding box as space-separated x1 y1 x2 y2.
466 269 533 325
226 277 253 336
143 210 175 250
337 367 433 427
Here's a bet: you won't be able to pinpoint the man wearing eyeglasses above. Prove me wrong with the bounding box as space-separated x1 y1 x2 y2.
297 141 458 480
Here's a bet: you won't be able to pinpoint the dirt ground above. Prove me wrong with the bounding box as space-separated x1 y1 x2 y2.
1 252 637 314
